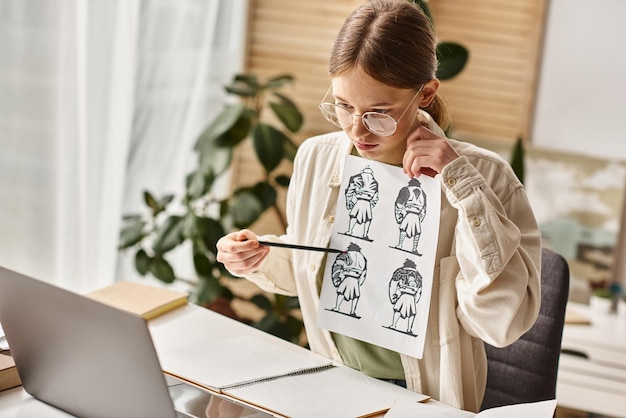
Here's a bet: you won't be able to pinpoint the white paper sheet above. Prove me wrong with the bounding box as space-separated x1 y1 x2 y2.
316 155 441 358
228 364 430 418
383 399 558 418
159 335 333 391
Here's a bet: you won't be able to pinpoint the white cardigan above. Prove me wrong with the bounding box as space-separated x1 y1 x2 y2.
238 120 541 412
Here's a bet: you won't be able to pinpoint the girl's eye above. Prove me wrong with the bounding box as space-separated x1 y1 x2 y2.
371 109 389 114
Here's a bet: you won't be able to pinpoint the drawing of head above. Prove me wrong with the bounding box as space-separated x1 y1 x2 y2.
408 178 421 187
362 166 373 175
347 242 362 252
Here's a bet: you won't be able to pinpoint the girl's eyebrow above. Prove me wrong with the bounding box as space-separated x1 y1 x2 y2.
333 94 393 107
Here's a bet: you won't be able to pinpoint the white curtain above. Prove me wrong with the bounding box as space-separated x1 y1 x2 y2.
0 0 247 292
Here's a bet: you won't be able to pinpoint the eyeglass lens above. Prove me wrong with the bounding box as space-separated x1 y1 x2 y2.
319 103 397 136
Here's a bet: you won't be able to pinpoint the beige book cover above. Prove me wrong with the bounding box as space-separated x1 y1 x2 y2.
0 353 21 391
86 281 188 320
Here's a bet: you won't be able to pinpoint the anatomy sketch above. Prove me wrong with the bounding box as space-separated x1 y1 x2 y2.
386 259 422 336
393 178 427 255
327 243 367 318
342 166 379 241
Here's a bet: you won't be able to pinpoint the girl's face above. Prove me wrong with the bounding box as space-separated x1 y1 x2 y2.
331 67 424 165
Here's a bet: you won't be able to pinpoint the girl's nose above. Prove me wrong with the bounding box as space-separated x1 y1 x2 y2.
350 114 370 137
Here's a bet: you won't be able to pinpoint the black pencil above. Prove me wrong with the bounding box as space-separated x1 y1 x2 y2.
257 240 343 254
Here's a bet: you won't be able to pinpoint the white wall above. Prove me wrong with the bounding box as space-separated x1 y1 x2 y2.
532 0 626 160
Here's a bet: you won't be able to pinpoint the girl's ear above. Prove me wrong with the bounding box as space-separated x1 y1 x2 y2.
419 78 440 108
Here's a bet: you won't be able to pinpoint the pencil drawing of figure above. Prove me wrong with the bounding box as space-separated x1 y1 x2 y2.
343 166 379 241
388 259 422 336
394 178 427 255
329 243 367 317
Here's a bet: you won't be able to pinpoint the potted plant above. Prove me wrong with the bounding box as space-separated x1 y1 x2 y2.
119 1 469 345
589 286 613 314
119 73 305 344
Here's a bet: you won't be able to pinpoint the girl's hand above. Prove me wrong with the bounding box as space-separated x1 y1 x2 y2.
403 125 460 178
216 229 270 275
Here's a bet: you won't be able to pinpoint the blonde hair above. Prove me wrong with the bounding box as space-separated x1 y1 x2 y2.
329 0 451 130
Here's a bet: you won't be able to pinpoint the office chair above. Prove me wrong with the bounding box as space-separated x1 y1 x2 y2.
480 247 570 411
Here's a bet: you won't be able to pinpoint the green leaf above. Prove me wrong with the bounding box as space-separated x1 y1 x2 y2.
181 213 197 240
144 190 159 212
250 294 273 312
436 42 469 80
193 252 214 278
122 213 143 222
281 316 305 344
252 123 286 172
118 221 147 249
186 170 214 199
195 103 245 151
195 216 226 255
152 215 185 254
225 74 260 97
194 276 228 305
214 110 253 147
197 141 232 177
263 74 294 89
254 313 302 343
283 295 301 311
134 249 151 275
192 236 209 255
229 191 264 228
143 191 172 217
510 137 525 184
275 175 290 187
269 94 303 133
281 137 298 162
233 73 259 86
150 256 176 283
251 181 277 211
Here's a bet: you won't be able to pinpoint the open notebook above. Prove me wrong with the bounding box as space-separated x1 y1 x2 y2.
161 335 430 418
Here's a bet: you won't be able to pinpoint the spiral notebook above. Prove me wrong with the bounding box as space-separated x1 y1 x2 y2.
160 335 430 418
160 335 334 392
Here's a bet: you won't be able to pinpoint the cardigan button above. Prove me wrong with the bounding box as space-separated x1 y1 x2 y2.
447 178 456 186
473 218 481 227
329 215 335 223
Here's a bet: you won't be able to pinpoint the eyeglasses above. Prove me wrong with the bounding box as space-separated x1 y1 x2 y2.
319 85 423 137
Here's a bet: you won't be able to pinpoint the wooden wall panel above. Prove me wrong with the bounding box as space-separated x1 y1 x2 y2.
429 0 548 143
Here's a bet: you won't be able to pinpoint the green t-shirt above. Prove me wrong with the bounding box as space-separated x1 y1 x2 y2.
317 254 404 379
332 333 404 379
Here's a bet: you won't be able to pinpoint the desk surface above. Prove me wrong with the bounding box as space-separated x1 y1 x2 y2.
0 303 431 418
557 302 626 418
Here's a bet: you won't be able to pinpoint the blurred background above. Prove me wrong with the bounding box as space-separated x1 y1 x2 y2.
2 0 625 299
1 1 625 416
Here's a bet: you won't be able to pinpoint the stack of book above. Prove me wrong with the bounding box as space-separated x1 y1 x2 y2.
0 353 21 391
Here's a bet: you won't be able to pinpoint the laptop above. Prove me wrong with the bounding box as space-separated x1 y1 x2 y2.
0 265 273 418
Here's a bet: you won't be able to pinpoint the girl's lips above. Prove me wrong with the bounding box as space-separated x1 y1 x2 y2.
354 142 378 151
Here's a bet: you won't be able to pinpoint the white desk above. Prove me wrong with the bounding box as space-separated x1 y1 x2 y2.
0 303 434 418
557 302 626 418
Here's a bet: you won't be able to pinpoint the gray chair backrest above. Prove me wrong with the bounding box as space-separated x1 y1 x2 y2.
480 247 570 411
